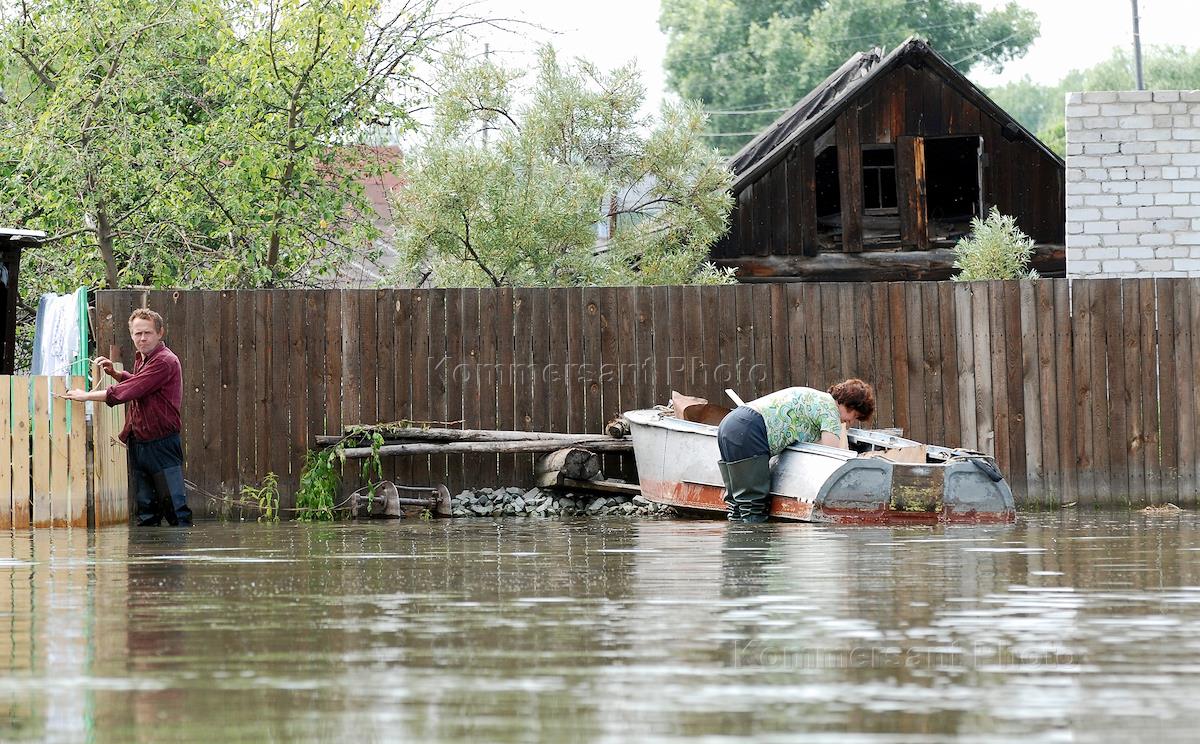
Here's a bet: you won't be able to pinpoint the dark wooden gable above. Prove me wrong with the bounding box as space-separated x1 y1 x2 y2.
714 40 1066 282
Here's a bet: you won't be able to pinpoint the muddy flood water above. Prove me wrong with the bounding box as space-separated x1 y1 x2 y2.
4 512 1200 742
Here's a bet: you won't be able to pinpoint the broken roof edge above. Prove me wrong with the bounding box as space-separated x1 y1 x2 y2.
727 36 1064 195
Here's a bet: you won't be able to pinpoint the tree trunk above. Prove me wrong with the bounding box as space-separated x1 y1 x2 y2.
82 168 120 288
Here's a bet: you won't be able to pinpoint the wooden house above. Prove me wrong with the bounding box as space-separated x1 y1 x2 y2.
712 38 1065 282
0 228 38 374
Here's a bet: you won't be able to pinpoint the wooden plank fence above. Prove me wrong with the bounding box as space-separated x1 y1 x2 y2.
96 278 1200 513
0 372 128 529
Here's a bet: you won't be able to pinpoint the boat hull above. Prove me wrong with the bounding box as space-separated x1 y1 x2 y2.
625 409 1015 525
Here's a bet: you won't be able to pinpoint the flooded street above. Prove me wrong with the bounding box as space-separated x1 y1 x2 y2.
4 513 1200 742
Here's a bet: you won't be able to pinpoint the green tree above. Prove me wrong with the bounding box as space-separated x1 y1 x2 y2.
0 0 467 298
390 47 734 287
660 0 1039 154
985 75 1064 139
987 44 1200 158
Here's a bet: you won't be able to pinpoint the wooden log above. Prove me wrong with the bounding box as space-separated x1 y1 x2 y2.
715 244 1066 282
321 427 617 446
339 438 633 459
604 416 630 438
536 447 601 486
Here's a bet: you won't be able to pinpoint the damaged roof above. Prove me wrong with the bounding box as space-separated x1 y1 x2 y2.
726 37 1063 194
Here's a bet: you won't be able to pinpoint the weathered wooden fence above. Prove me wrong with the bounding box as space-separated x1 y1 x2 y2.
95 278 1200 512
0 373 129 528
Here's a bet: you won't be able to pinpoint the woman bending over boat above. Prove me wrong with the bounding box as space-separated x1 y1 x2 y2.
716 379 876 523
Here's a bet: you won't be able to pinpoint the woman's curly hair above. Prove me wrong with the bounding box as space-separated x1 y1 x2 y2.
828 378 875 422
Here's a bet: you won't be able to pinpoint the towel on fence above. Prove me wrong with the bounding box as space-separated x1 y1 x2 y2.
30 291 80 376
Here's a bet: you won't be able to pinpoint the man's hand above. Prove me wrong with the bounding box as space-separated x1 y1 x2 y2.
60 388 105 402
93 356 116 377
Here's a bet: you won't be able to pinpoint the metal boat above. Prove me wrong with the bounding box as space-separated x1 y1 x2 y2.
624 408 1015 524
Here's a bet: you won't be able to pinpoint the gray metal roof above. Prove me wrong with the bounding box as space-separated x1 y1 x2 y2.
0 227 45 244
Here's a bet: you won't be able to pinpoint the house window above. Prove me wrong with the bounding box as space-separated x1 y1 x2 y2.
862 147 897 211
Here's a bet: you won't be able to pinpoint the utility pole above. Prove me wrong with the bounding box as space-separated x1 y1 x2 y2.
482 44 491 148
1131 0 1145 90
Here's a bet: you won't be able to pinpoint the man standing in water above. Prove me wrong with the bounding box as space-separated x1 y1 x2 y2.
64 308 191 526
716 379 875 523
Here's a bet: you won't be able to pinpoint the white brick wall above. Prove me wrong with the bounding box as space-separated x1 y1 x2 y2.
1066 90 1200 277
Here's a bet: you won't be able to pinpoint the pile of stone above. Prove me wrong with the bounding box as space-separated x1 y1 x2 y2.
448 486 675 518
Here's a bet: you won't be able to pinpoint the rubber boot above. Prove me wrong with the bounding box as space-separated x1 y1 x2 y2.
725 455 773 523
152 467 193 527
133 469 162 526
718 461 739 521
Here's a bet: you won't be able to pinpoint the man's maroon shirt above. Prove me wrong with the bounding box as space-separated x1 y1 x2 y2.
104 342 183 443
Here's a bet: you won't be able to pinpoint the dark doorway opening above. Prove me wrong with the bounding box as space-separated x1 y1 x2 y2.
925 136 982 219
814 146 840 217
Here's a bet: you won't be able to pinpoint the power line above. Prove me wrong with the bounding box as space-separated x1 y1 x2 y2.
703 106 794 115
699 34 1021 115
950 32 1018 66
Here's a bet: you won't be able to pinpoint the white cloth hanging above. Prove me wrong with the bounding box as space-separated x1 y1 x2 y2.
31 291 81 376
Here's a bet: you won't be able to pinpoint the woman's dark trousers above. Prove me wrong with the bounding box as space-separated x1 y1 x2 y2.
716 407 773 523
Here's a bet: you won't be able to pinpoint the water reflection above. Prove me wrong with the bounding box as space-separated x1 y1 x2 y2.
2 513 1200 741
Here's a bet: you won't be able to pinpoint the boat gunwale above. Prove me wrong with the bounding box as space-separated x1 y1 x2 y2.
625 409 885 463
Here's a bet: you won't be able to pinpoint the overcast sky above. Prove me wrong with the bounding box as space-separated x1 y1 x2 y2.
473 0 1200 114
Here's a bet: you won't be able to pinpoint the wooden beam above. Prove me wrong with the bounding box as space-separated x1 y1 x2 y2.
897 135 930 250
720 244 1066 283
318 427 620 447
554 477 641 496
836 111 864 253
339 438 633 459
797 140 819 256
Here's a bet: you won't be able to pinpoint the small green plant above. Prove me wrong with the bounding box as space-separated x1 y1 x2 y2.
240 473 280 522
951 207 1040 281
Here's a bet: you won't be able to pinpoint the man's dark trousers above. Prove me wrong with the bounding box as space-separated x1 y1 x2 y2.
129 433 192 526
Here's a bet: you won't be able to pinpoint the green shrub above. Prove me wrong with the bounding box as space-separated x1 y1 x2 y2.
951 207 1040 281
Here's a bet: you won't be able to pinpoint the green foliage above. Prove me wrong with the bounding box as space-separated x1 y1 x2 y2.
951 207 1039 281
0 0 455 306
294 426 385 521
985 75 1065 145
987 45 1200 158
390 46 735 287
660 0 1039 153
1037 120 1066 160
295 448 342 522
241 472 281 522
